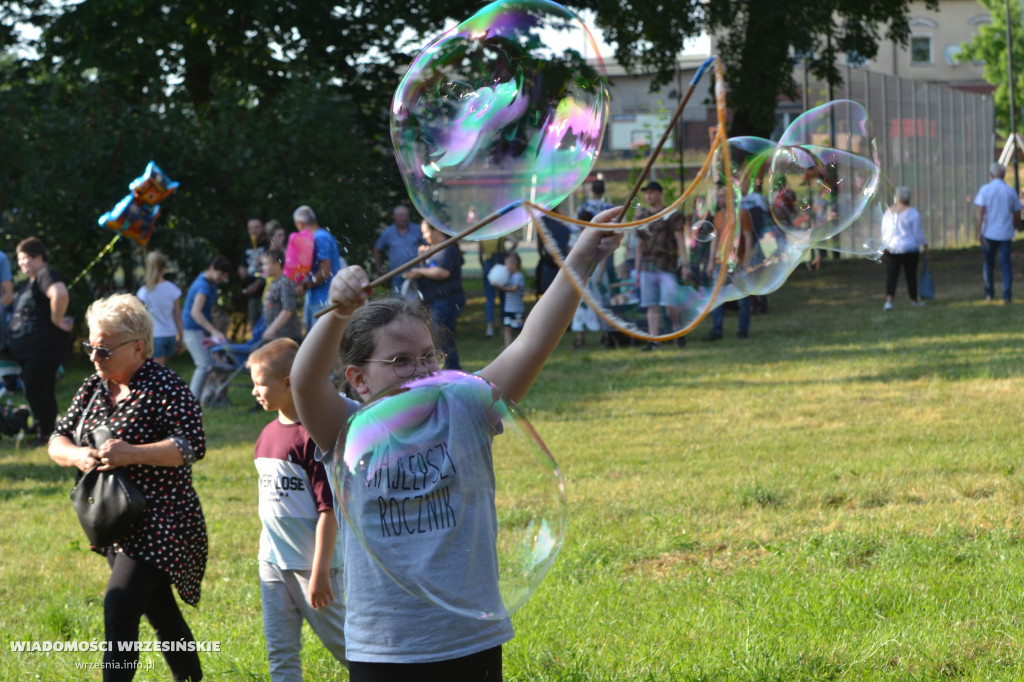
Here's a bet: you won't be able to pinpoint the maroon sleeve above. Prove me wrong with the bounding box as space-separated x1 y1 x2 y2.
298 429 335 513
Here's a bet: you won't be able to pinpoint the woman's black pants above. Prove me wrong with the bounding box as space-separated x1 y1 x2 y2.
103 551 202 681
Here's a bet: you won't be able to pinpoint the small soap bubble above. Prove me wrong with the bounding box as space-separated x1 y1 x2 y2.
863 239 884 263
691 221 716 243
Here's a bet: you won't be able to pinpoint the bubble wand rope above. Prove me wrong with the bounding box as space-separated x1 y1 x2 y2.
516 57 723 234
315 201 524 318
533 56 735 342
67 234 121 290
612 56 715 227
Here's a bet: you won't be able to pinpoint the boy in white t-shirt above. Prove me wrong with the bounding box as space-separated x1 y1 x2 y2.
247 339 346 680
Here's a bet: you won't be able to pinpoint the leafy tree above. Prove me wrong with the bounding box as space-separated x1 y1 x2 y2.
0 0 481 317
581 0 937 138
960 0 1021 138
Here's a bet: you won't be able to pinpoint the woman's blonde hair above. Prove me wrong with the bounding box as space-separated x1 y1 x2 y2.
86 294 155 359
144 251 167 291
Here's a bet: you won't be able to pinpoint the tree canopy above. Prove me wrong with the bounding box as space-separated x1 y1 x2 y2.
578 0 937 137
960 0 1021 138
0 0 478 308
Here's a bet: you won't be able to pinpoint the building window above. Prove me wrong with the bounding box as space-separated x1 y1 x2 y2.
910 36 932 65
845 51 867 67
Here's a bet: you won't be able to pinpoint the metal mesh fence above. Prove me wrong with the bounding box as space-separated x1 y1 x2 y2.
800 65 995 249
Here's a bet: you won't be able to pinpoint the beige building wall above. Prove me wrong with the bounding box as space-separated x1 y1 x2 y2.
596 0 996 152
847 0 991 90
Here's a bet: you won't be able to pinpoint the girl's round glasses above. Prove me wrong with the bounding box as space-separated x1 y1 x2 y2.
363 351 447 378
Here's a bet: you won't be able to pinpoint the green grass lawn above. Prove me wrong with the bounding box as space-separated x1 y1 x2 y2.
3 244 1024 680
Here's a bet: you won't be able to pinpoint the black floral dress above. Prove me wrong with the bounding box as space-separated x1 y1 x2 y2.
54 360 208 606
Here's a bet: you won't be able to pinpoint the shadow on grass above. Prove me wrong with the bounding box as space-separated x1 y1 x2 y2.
0 459 70 500
455 245 1024 398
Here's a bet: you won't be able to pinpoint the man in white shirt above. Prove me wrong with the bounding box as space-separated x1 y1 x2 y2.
975 162 1022 303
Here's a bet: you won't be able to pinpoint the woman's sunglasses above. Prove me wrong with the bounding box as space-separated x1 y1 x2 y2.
81 339 137 361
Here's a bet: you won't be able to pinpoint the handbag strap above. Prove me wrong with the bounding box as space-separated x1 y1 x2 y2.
75 388 106 448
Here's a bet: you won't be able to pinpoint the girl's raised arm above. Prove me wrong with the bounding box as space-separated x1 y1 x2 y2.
292 266 372 451
480 207 622 403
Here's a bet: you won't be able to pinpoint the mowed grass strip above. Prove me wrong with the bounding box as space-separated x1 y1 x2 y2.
3 245 1024 680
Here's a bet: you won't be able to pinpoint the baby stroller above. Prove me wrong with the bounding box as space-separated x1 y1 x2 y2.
202 317 266 408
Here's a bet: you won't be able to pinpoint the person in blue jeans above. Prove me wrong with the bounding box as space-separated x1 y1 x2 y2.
708 296 751 340
293 205 346 333
373 205 424 294
404 221 465 370
704 186 755 342
975 163 1022 303
182 255 232 399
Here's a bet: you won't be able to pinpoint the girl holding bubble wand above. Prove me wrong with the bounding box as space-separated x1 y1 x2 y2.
292 207 622 681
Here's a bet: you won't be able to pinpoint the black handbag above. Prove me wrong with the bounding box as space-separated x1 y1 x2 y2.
69 393 146 547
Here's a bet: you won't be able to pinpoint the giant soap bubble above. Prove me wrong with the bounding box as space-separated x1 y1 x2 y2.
768 144 882 246
531 99 890 343
392 0 610 239
327 371 567 619
770 99 890 258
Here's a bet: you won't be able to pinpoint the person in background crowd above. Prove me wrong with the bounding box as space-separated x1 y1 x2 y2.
881 186 929 311
403 221 466 370
578 179 614 220
267 220 287 253
9 237 71 447
182 256 232 399
704 186 755 341
136 251 184 365
0 248 12 307
0 247 13 359
293 205 345 333
477 234 506 339
240 219 269 330
740 177 772 314
974 162 1021 304
537 207 572 297
260 249 302 344
634 181 687 351
374 205 424 295
495 251 526 348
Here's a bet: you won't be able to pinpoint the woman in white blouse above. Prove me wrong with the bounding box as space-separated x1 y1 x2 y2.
881 186 929 310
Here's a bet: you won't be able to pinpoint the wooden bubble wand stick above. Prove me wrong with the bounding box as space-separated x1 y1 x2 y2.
612 56 714 226
315 200 523 318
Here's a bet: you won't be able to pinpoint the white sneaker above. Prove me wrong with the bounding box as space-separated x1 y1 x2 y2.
883 301 893 311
